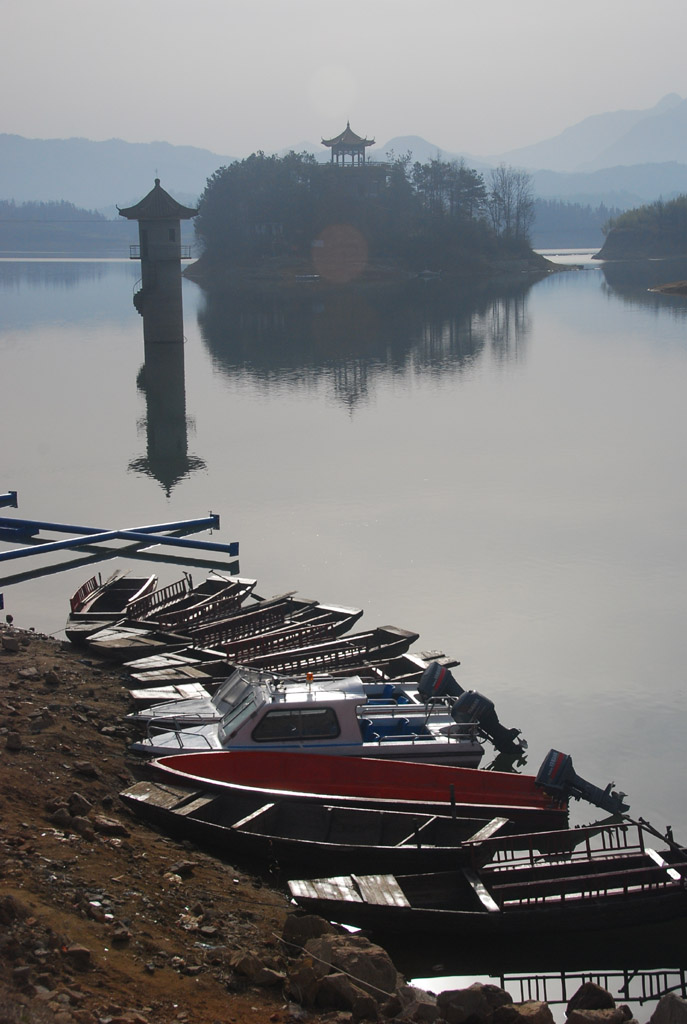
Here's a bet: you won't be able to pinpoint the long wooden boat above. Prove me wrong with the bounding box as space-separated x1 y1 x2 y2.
187 597 360 650
121 598 363 686
119 778 511 875
129 675 484 765
328 653 459 684
126 651 457 703
219 607 364 661
288 820 687 937
237 625 420 674
145 576 257 631
150 750 568 829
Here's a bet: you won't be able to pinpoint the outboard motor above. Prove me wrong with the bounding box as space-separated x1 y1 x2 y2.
536 749 629 815
418 662 464 701
450 689 527 759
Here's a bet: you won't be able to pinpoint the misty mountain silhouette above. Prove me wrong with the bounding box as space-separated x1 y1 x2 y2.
2 94 686 213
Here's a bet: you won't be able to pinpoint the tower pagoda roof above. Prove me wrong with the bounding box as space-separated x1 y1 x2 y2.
321 122 375 148
118 179 198 220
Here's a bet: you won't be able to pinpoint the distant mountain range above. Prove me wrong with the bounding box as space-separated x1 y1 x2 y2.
0 134 234 211
3 93 687 214
493 93 687 172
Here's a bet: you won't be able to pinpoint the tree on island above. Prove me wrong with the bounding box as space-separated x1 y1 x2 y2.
598 194 687 259
193 151 535 271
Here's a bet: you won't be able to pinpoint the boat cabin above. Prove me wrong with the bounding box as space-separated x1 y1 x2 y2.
130 674 484 766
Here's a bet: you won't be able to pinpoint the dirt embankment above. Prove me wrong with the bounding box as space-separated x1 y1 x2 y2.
0 624 309 1024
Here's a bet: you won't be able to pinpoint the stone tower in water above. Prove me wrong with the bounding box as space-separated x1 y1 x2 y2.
118 180 204 494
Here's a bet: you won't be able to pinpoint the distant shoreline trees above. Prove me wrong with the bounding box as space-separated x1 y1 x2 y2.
598 194 687 258
194 152 537 270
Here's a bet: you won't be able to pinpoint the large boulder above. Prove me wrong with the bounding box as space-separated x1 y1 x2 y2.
568 1009 632 1024
438 982 513 1024
567 983 617 1014
282 911 341 951
285 930 404 1013
650 993 687 1024
493 1001 555 1024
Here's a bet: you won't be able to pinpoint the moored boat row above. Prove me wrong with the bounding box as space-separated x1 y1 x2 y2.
64 566 686 952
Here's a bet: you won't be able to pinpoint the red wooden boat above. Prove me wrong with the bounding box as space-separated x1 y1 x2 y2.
151 749 569 830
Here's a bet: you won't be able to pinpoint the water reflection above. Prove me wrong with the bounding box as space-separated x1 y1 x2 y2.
127 264 205 495
0 259 110 291
600 257 687 317
196 274 539 407
128 345 206 495
386 918 686 980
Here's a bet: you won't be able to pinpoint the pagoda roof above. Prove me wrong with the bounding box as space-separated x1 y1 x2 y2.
321 122 375 148
118 179 198 220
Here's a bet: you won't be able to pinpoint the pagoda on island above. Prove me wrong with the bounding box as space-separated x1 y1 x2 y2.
321 122 376 166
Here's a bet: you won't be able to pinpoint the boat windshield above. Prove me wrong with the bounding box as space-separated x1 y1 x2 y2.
211 670 254 712
218 689 261 742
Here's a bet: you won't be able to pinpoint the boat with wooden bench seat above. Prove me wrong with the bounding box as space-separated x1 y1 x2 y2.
119 777 512 875
288 819 687 937
65 570 159 644
126 574 257 630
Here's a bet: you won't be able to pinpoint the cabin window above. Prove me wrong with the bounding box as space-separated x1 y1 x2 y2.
218 691 260 743
251 707 340 742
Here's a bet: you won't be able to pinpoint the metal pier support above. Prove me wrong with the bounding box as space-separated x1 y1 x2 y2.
0 513 238 563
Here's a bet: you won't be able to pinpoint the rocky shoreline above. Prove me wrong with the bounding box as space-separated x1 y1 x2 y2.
0 623 684 1024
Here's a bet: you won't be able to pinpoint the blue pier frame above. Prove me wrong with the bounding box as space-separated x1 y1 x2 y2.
0 514 238 563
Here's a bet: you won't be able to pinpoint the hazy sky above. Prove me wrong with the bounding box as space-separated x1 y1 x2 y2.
3 0 687 159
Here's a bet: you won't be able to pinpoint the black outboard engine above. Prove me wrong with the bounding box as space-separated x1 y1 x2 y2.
418 662 464 700
536 749 629 814
450 689 527 758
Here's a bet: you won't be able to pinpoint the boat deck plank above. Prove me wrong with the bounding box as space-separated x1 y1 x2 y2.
463 868 500 912
291 876 365 903
352 873 410 907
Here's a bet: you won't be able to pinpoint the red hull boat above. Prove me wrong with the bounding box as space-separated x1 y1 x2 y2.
151 749 569 830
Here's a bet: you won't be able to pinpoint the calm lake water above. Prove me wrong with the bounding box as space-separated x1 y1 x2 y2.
2 251 687 987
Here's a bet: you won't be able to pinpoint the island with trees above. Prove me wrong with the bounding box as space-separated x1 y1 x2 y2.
596 194 687 261
188 146 549 290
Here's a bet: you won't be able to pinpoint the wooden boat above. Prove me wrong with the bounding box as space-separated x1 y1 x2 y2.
128 680 215 706
288 820 687 938
121 598 363 686
126 651 457 703
126 667 430 728
126 650 236 691
129 674 484 765
65 570 158 644
122 573 194 621
219 607 364 661
150 750 569 829
343 652 460 684
143 576 257 631
119 778 512 875
237 625 420 674
83 623 193 662
68 569 158 619
187 597 361 650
